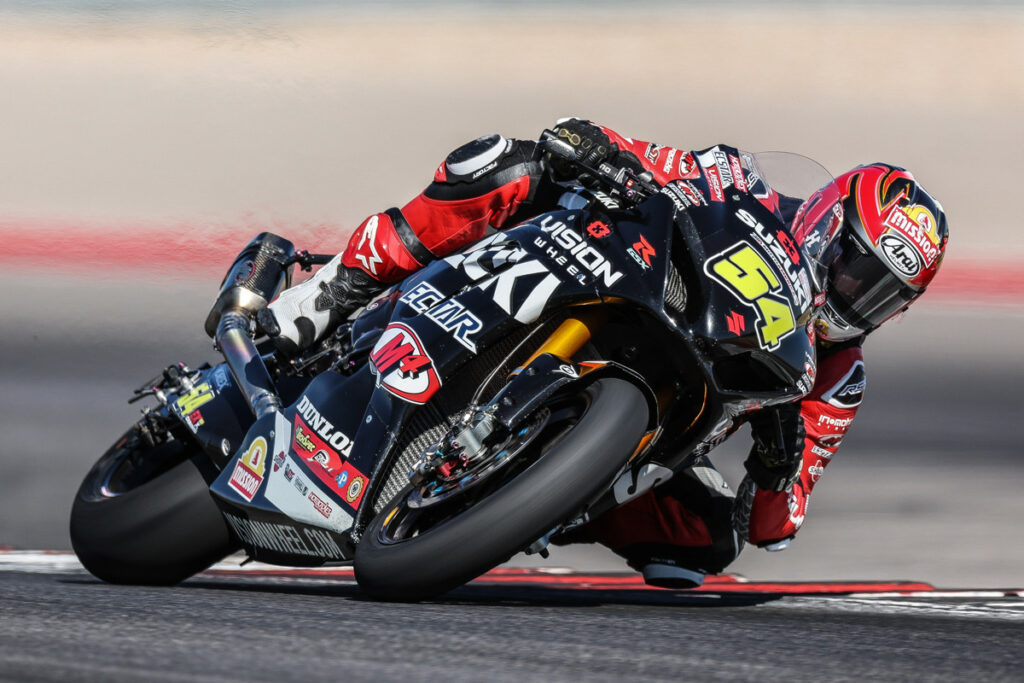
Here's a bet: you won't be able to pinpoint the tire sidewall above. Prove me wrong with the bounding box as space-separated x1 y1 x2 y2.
70 432 238 585
354 378 649 600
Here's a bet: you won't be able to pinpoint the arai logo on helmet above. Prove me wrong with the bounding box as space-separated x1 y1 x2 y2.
880 233 922 278
883 204 940 265
369 323 441 404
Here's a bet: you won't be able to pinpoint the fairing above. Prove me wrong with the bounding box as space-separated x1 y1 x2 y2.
206 149 836 564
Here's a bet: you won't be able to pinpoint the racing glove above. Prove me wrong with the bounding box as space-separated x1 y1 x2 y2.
552 118 618 168
744 402 805 492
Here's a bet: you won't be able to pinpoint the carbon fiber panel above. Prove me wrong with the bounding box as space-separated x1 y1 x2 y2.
369 314 566 516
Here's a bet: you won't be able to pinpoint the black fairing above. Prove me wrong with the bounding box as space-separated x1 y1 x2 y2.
204 188 815 564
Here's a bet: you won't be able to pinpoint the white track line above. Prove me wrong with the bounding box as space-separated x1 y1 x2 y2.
780 597 1024 621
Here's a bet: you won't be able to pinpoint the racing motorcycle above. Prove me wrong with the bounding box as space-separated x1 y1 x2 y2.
70 132 840 600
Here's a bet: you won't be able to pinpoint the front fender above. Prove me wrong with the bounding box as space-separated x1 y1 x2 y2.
491 353 659 432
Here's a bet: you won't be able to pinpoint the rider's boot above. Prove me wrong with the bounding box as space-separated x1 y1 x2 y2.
257 254 385 356
634 552 707 590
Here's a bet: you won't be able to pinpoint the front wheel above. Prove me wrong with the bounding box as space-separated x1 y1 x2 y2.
354 378 649 601
70 427 238 585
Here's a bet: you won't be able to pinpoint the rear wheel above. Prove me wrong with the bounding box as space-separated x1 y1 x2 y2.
354 378 648 601
70 427 238 585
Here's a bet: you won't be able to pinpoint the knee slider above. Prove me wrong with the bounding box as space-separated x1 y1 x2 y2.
444 133 512 181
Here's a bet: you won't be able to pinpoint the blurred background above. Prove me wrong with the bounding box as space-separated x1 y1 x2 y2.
0 0 1021 586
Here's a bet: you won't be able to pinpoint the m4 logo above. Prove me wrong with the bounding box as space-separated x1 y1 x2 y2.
369 323 442 404
705 241 795 350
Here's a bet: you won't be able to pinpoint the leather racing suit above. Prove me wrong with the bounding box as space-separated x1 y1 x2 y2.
272 121 869 576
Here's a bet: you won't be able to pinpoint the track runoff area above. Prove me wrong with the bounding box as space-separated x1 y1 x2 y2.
3 551 1023 620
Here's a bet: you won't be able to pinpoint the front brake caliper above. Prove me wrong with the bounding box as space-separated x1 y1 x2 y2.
406 406 549 508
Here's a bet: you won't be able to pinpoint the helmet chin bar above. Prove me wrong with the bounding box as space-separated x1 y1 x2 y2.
816 302 865 342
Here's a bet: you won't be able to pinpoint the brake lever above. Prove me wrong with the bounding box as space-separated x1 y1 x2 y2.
287 250 335 272
537 129 659 204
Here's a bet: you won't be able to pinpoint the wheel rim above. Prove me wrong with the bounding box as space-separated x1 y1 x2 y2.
376 393 591 546
83 432 190 501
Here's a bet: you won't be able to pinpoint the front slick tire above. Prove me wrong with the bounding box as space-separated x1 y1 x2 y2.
70 430 238 585
354 378 648 602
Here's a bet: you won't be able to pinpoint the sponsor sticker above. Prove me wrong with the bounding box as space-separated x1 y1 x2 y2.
443 233 561 324
537 216 626 286
704 166 725 202
818 434 844 448
644 143 661 164
369 323 442 404
554 364 579 378
587 220 611 239
265 452 354 533
212 366 231 392
308 492 333 519
294 396 354 457
626 235 656 270
712 150 734 188
661 147 678 174
223 512 347 561
354 215 383 276
400 282 483 353
787 488 806 528
810 444 833 459
817 414 854 429
726 310 746 336
228 437 268 502
880 232 923 277
345 474 366 506
821 360 866 408
176 382 214 415
678 152 700 180
590 191 620 210
186 409 204 433
729 155 748 193
883 204 940 266
662 181 706 212
705 240 797 351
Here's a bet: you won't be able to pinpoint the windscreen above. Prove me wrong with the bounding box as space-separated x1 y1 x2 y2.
740 151 844 295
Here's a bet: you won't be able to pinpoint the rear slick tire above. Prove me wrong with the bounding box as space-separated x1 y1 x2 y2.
70 430 238 585
354 378 648 602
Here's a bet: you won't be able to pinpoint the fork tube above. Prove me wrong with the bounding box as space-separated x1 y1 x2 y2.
519 308 608 369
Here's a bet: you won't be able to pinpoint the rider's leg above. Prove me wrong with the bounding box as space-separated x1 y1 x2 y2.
565 455 742 589
260 134 543 355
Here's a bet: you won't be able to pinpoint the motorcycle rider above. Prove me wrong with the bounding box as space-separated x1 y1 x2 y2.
258 119 949 588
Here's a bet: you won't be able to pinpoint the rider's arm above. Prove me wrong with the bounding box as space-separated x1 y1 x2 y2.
594 123 702 187
339 133 545 283
337 118 695 284
734 344 867 548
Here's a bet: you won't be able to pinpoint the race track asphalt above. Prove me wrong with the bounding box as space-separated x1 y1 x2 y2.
2 566 1023 682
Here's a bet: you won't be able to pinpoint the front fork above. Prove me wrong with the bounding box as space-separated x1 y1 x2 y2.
513 307 607 375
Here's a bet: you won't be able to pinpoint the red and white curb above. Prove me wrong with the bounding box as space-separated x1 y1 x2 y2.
3 550 1022 605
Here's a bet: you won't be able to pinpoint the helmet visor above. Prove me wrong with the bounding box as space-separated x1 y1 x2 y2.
828 231 920 330
790 187 844 295
744 151 843 295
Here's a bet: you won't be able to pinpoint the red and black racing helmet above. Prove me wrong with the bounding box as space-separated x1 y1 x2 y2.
817 163 949 341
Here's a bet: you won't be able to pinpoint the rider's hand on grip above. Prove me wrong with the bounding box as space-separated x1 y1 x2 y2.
550 118 618 175
745 403 806 492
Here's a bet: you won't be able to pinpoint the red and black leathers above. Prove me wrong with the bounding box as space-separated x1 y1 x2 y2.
304 120 869 572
